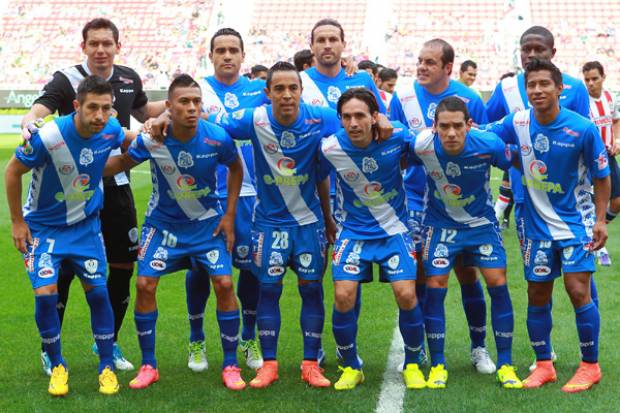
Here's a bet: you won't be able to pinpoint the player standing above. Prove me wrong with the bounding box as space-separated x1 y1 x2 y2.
488 59 610 393
104 75 246 390
390 38 495 374
319 88 427 390
20 18 166 374
6 76 128 396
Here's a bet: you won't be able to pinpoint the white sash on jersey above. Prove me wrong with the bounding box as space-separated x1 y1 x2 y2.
252 107 318 225
396 85 427 133
322 135 408 235
501 76 527 113
414 129 491 228
300 72 328 107
142 135 218 221
512 110 573 239
39 122 87 225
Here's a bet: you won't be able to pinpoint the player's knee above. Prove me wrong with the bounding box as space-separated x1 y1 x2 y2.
34 284 58 296
334 288 356 312
135 277 158 296
394 287 416 310
212 276 234 296
527 283 552 306
565 282 590 307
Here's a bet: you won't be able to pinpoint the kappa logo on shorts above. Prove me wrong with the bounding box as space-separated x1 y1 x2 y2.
563 246 574 260
206 250 220 264
84 259 98 274
479 244 493 257
299 253 312 268
432 258 449 268
387 255 400 270
434 243 448 258
237 245 249 259
150 260 166 271
343 264 360 275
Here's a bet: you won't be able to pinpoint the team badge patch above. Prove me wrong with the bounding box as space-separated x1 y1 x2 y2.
387 255 400 270
434 243 448 258
224 92 239 109
207 250 220 264
534 134 549 153
479 244 493 256
84 259 98 274
177 151 194 168
280 131 296 149
79 148 94 166
327 86 341 103
299 253 312 268
445 162 461 178
362 157 378 174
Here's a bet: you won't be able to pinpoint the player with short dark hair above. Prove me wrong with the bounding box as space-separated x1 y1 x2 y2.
251 64 269 80
293 49 314 72
458 60 478 87
6 75 134 396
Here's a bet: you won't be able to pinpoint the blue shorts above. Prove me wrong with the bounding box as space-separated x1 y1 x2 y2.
422 224 506 276
24 216 107 289
406 208 425 253
251 222 327 283
332 233 417 283
221 196 255 270
522 238 595 282
138 217 232 277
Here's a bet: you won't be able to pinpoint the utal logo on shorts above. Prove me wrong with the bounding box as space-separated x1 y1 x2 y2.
299 253 312 268
479 244 493 257
207 250 220 264
84 259 98 274
387 255 400 270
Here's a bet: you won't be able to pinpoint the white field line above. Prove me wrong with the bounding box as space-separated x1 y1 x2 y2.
375 321 405 413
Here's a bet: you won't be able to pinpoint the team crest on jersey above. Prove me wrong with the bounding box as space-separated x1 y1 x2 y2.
299 253 312 268
79 148 94 166
479 244 493 257
387 255 400 270
38 253 53 269
264 143 278 154
206 250 220 264
534 250 548 265
327 86 342 103
83 259 98 274
161 163 176 175
445 162 461 178
224 92 239 109
177 151 194 168
426 103 437 120
232 109 245 120
434 243 449 258
236 245 249 259
534 134 549 153
154 247 168 261
280 131 296 149
343 170 360 182
269 251 284 266
563 246 574 260
362 157 378 174
345 252 360 265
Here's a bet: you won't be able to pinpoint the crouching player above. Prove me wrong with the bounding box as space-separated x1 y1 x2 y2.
103 74 246 390
409 96 522 389
319 88 426 390
5 76 129 396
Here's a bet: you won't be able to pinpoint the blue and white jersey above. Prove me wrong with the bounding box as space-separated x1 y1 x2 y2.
128 119 238 225
319 122 410 240
486 73 590 205
389 80 488 211
199 75 270 199
16 114 124 227
487 108 610 241
212 103 341 227
408 128 512 229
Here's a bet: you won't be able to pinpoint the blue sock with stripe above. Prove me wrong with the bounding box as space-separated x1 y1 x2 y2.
460 280 487 349
135 310 158 368
424 287 448 367
575 301 600 363
487 285 514 367
85 286 115 372
238 269 259 341
332 308 360 369
256 283 282 360
299 282 325 360
35 294 65 368
590 275 599 308
217 309 240 368
399 305 425 365
526 303 552 361
185 269 210 343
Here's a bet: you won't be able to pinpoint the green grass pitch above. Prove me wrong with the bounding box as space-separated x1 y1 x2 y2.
0 133 619 412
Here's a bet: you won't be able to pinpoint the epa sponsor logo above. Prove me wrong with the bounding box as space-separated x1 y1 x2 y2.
529 160 548 181
79 148 94 166
177 151 194 168
58 164 75 175
206 250 220 264
432 258 449 268
343 264 360 274
276 157 296 176
264 143 278 154
479 244 493 257
362 157 378 174
299 253 312 268
442 183 462 199
72 174 91 191
84 259 98 274
150 260 166 271
533 265 551 276
268 266 285 276
38 267 54 278
364 182 382 198
176 174 197 191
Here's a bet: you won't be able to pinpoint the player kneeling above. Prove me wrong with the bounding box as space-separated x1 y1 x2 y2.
104 75 246 390
5 76 130 396
409 97 522 389
320 88 426 390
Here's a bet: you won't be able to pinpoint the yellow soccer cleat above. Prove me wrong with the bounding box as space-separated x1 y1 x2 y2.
496 365 523 389
48 364 69 396
334 366 364 391
99 366 120 395
426 364 448 389
402 363 426 389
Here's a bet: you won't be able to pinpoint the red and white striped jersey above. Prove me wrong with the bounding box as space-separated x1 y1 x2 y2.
379 90 393 114
588 89 620 148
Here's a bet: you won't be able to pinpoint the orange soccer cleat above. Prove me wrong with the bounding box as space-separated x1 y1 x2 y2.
250 360 279 388
561 361 601 393
523 360 557 389
301 360 331 388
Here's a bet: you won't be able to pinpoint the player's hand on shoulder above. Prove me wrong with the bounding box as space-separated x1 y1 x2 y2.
11 219 32 254
342 56 357 77
21 118 45 141
143 110 171 142
375 114 394 142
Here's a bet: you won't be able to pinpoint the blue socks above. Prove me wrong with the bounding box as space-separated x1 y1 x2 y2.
135 310 158 368
185 269 211 343
238 269 259 341
85 286 115 372
526 303 553 361
460 280 487 349
487 285 514 367
399 305 425 366
332 308 360 369
424 287 448 367
217 310 240 368
415 282 427 314
298 283 325 360
575 301 600 363
590 275 599 308
35 294 65 368
256 283 283 360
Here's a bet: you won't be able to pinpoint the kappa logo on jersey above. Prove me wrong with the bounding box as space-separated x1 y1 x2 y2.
362 157 378 174
153 247 168 261
343 170 360 182
434 243 449 258
264 143 278 154
79 148 94 166
445 162 461 178
84 259 98 274
161 163 176 175
58 164 75 175
534 250 548 265
387 255 400 270
299 253 312 268
534 134 549 153
280 131 296 149
479 244 493 256
38 253 53 269
206 250 220 264
177 151 194 168
276 157 297 176
327 86 342 103
563 246 574 260
269 251 284 266
426 102 437 120
224 92 239 109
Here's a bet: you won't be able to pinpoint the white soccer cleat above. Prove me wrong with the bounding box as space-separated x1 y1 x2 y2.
112 343 134 371
239 339 263 370
41 351 52 377
596 248 612 266
471 347 496 374
188 340 209 372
